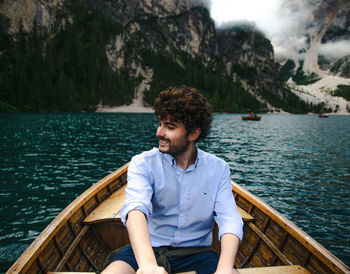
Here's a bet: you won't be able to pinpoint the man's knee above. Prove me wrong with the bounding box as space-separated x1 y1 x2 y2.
101 260 136 274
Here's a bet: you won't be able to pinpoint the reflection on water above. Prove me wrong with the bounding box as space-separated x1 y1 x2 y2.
0 113 349 271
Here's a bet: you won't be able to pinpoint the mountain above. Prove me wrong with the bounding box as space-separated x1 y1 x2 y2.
330 55 350 78
0 0 323 113
277 0 350 113
217 25 285 100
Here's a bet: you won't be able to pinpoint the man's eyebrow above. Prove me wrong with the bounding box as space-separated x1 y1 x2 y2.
164 121 178 127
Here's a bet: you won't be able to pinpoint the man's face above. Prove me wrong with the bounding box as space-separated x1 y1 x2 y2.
156 119 190 156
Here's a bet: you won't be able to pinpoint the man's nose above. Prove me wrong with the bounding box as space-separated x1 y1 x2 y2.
156 126 163 137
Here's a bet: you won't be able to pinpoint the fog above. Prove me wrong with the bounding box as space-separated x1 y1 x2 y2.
209 0 350 69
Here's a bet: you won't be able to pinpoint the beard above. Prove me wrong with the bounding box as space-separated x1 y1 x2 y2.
158 136 191 156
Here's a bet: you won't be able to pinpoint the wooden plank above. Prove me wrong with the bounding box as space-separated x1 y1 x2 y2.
231 180 350 273
238 265 310 273
237 206 255 222
84 185 126 224
248 222 292 266
54 225 89 271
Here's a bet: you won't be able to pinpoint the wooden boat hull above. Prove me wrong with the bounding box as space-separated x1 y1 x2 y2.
7 163 349 273
242 116 262 121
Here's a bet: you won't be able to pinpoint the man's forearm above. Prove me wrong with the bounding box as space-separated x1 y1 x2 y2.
215 233 240 273
126 210 158 268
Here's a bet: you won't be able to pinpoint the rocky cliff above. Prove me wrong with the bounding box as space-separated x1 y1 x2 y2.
0 0 70 33
330 55 350 78
100 1 219 75
287 0 350 73
217 25 285 99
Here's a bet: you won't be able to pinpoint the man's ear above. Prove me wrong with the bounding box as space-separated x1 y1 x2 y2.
188 128 201 142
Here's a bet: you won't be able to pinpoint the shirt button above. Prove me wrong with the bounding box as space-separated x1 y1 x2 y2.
181 214 184 217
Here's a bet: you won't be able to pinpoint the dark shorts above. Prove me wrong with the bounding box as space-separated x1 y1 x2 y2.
111 245 220 274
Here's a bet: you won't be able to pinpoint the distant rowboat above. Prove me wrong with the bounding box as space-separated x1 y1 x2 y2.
7 162 349 273
242 116 262 121
319 114 329 118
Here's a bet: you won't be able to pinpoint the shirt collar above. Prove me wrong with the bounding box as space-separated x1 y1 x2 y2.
159 148 202 169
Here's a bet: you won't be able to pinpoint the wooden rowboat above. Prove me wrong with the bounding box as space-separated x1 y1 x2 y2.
7 163 349 273
242 116 262 121
318 114 329 118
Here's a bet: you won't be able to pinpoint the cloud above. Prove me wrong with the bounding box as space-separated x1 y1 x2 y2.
209 0 350 65
210 0 314 61
319 40 350 60
257 0 314 61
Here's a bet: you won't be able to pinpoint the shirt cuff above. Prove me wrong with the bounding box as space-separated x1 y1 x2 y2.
218 221 244 242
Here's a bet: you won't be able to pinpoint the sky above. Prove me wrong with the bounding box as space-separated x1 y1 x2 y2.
208 0 350 63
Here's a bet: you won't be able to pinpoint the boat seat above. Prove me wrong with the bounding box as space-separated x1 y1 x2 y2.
236 206 255 222
83 185 126 224
238 265 310 273
83 184 254 224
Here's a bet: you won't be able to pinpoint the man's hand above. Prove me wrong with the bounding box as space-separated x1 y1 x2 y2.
137 265 168 274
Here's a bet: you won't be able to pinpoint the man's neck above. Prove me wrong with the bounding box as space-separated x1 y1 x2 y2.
173 144 197 171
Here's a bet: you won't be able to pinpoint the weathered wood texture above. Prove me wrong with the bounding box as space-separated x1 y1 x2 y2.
238 265 310 273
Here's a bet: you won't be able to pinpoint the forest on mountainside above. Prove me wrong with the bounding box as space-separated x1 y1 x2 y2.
0 2 137 112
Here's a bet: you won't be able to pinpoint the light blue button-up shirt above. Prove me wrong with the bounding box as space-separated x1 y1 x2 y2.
121 148 243 247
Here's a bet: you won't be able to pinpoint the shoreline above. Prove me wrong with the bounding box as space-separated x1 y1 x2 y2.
94 105 349 115
95 105 154 113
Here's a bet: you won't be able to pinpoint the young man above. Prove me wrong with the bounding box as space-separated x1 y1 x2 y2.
103 86 243 274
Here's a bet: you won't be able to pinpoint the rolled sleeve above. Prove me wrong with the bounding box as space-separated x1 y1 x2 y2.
214 164 244 242
120 154 153 226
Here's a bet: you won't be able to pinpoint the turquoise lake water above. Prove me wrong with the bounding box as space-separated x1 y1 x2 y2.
0 113 349 271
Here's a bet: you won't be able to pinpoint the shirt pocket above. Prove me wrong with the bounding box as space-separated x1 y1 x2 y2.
189 188 215 223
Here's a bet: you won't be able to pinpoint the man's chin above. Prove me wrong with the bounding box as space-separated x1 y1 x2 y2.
158 146 170 154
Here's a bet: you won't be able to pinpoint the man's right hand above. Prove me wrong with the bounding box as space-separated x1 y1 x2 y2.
136 265 168 274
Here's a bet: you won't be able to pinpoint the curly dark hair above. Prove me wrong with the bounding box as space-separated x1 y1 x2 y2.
154 86 212 142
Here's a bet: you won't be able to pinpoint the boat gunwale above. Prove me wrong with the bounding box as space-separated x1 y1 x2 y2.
7 162 129 273
231 180 349 273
